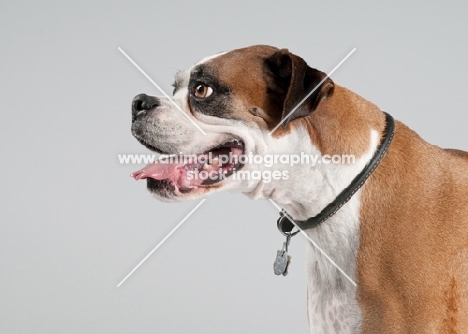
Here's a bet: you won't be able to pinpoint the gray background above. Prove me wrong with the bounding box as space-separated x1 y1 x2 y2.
1 0 467 333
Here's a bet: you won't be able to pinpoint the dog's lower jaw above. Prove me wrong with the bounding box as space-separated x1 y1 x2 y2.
242 178 267 200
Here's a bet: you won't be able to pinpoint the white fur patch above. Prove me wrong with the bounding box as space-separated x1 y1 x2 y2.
243 127 379 333
280 129 378 333
196 51 229 65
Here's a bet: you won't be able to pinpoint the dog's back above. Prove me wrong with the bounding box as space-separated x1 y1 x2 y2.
445 148 468 160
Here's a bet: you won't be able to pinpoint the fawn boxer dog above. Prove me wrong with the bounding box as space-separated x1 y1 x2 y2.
129 45 468 333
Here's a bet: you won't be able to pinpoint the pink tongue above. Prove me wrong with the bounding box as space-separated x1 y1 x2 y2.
131 162 185 181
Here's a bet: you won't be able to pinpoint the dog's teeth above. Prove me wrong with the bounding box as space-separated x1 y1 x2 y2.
204 163 209 169
211 157 219 165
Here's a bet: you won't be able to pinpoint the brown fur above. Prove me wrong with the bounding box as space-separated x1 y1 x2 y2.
446 149 468 160
207 45 285 129
306 86 468 333
356 114 468 331
207 45 332 137
302 86 468 332
303 88 467 333
302 85 385 158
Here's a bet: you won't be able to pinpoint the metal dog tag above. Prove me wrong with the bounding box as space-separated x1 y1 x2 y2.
273 235 292 276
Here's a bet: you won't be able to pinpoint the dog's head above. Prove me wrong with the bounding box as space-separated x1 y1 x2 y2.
130 45 334 202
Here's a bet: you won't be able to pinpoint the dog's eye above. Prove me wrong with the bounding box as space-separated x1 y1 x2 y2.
193 84 213 99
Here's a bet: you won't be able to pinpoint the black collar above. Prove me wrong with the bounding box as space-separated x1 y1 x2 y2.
277 112 395 236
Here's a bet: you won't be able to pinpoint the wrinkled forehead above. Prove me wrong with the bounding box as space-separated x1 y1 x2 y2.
174 45 279 89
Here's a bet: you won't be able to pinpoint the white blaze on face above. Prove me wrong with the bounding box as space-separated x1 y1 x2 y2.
171 87 190 113
195 51 229 65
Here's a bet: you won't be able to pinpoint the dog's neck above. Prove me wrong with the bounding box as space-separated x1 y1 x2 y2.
249 127 380 220
244 87 386 320
246 85 385 222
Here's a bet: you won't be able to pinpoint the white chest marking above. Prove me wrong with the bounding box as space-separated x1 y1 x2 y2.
258 128 379 333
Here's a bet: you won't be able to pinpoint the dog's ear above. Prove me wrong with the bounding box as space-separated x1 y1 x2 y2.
264 49 334 128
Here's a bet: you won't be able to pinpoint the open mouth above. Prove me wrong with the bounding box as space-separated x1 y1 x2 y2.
131 138 245 192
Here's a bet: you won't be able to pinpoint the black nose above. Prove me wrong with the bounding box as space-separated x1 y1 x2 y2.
132 94 160 122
